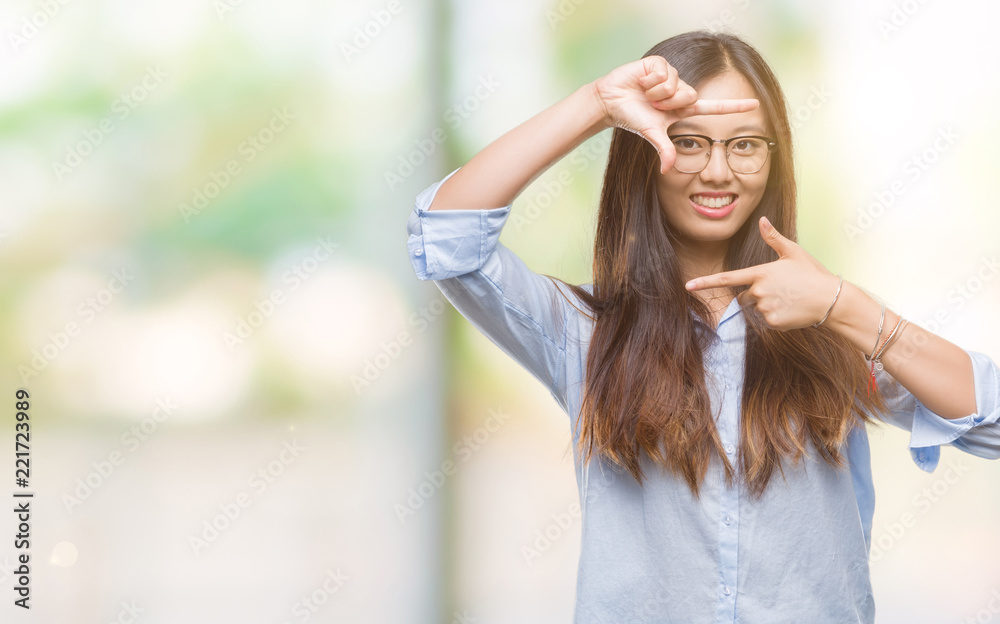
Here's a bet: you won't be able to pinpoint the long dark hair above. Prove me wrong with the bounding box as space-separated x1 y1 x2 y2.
546 30 890 499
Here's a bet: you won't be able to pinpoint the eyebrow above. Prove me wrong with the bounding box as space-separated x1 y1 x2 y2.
669 122 768 135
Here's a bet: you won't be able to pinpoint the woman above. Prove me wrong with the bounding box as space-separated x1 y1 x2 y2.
405 30 1000 622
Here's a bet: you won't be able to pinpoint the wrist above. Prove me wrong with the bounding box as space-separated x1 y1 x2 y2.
823 280 901 357
813 273 843 327
581 80 612 134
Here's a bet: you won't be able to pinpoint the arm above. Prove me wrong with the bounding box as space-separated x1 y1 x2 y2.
427 82 609 213
406 81 609 411
407 174 579 410
823 279 975 419
826 280 1000 471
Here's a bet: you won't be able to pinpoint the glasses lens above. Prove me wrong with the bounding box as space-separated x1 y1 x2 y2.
671 136 709 173
728 138 769 174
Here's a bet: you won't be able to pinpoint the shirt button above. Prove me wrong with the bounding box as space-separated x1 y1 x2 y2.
725 444 735 455
725 382 732 390
414 248 423 256
723 585 732 596
724 514 732 525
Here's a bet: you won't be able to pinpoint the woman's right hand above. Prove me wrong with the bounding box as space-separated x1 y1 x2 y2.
592 55 760 175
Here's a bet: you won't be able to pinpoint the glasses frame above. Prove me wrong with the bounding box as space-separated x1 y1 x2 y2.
667 134 778 174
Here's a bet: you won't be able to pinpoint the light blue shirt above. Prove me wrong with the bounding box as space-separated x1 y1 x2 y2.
405 166 1000 623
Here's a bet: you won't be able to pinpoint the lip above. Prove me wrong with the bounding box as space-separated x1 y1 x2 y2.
689 194 738 219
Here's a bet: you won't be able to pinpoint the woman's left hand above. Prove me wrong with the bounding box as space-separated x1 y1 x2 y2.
684 216 841 331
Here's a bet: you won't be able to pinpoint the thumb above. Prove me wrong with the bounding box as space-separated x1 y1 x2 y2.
621 120 675 174
652 136 676 174
759 216 792 256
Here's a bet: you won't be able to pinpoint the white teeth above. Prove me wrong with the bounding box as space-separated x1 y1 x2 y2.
691 194 736 208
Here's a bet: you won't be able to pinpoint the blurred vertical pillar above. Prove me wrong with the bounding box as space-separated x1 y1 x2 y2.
429 0 459 622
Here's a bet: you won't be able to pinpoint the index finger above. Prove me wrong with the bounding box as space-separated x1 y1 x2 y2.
685 266 759 291
678 98 760 116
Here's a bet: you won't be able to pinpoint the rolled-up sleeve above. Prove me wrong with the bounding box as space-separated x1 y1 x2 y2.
875 349 1000 472
405 166 578 412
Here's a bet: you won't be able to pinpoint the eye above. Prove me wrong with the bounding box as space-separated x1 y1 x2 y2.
730 138 762 155
672 136 706 154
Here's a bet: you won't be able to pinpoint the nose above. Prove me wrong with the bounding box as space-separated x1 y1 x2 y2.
699 142 733 184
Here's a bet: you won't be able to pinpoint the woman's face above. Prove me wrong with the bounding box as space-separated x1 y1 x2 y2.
655 71 773 250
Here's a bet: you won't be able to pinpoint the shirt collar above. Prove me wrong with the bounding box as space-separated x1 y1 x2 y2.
718 297 741 327
689 297 742 330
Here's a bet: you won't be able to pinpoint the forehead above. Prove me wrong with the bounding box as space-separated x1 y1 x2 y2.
668 71 770 136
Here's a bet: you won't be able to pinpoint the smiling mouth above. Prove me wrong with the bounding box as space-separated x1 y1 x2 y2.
690 194 738 208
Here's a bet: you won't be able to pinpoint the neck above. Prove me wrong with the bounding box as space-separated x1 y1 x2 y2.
674 237 736 327
675 237 729 288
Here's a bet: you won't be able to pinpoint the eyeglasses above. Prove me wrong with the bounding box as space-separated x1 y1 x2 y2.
667 134 777 174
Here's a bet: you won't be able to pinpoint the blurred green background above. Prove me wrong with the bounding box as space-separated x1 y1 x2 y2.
0 0 998 622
